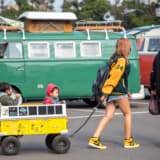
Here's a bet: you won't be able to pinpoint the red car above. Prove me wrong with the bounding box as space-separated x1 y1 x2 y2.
128 26 160 90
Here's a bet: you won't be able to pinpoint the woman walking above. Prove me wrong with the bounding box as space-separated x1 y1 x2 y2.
88 38 139 149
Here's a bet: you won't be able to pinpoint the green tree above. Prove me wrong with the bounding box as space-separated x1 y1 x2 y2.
80 0 111 20
110 0 159 29
62 0 111 20
1 0 55 20
62 0 73 12
62 0 81 19
1 8 19 19
30 0 54 11
15 0 36 16
15 0 28 8
18 5 37 16
1 0 35 19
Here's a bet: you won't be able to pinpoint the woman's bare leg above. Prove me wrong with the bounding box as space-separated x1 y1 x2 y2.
93 102 116 138
116 97 132 139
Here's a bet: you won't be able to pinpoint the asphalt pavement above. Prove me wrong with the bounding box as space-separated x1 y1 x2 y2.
0 99 160 160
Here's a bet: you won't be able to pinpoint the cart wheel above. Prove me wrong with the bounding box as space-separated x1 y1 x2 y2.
45 134 57 151
0 136 6 146
51 135 70 154
1 136 21 155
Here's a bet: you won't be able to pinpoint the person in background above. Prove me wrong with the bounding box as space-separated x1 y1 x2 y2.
150 51 160 100
88 38 139 149
0 82 21 106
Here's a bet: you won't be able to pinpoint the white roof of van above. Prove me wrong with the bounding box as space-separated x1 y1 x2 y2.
143 28 160 37
135 27 160 38
19 12 77 21
127 25 160 37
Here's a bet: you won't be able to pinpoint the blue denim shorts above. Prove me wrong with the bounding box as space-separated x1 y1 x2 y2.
107 94 128 102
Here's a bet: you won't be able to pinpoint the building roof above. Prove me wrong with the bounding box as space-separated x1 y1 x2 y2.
19 12 77 21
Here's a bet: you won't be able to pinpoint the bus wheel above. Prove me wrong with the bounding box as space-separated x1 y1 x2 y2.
83 98 97 107
51 135 70 154
84 97 105 108
1 136 21 155
45 134 57 151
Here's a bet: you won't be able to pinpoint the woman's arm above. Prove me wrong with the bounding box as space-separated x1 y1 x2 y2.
102 57 126 95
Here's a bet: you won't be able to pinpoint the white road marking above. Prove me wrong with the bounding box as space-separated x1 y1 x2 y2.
69 101 149 114
68 100 149 119
130 101 148 105
68 111 149 119
69 108 104 113
68 114 104 119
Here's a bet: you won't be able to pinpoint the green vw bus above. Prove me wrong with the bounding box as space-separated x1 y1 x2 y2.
0 12 144 103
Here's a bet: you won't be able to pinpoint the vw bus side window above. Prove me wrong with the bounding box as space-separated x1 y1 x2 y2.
148 38 160 52
0 42 23 59
136 39 145 51
55 42 76 58
28 42 50 59
80 41 101 57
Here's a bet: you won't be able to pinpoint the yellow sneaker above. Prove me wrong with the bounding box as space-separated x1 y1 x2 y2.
124 137 140 148
88 137 107 149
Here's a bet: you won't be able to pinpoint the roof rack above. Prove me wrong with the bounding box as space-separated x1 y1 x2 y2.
75 25 125 31
0 26 25 40
75 20 122 30
75 20 122 26
75 21 126 40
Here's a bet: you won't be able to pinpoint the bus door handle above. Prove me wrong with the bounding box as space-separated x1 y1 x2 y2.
16 68 24 71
